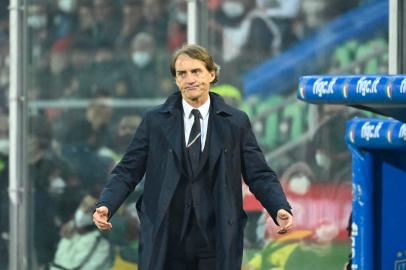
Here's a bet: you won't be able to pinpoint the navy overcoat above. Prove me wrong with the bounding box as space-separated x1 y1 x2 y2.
97 92 291 270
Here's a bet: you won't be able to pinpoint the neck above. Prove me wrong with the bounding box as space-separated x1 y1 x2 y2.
183 95 209 108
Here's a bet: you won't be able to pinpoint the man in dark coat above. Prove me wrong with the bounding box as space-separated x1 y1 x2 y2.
93 44 293 270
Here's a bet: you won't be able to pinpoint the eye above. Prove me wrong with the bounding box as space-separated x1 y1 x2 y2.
192 69 202 76
177 71 186 78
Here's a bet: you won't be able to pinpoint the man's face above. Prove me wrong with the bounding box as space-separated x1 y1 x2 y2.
175 54 215 105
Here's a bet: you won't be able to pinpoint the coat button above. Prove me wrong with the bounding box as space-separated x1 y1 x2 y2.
224 148 228 153
168 149 173 152
228 219 233 225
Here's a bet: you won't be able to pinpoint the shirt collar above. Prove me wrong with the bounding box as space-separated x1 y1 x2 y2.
182 96 211 120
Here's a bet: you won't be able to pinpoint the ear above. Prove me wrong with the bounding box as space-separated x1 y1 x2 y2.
209 70 215 83
175 76 181 89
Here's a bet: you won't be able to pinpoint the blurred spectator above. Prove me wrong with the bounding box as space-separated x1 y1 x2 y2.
73 2 96 49
166 0 187 52
111 115 142 154
49 193 113 270
116 0 145 49
308 105 358 182
92 0 120 47
141 0 169 48
61 115 115 192
27 2 53 69
89 45 130 98
51 0 77 39
64 43 94 98
0 0 9 44
37 37 73 99
29 115 78 267
280 161 315 196
213 0 281 86
86 99 114 149
125 32 172 98
260 0 300 49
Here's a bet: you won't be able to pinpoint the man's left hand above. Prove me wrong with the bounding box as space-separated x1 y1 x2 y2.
276 209 293 234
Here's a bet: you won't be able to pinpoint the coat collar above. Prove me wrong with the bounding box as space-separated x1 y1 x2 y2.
158 91 233 117
160 91 233 164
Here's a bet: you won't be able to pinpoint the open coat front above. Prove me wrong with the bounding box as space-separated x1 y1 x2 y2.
97 92 291 270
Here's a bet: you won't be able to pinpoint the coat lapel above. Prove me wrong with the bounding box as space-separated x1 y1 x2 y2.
160 93 183 162
161 109 183 161
208 93 233 175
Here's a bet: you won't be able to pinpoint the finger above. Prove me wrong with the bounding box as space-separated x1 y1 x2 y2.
278 211 290 220
94 220 112 231
96 209 108 217
278 223 293 234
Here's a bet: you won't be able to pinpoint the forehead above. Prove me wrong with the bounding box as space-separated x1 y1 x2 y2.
175 54 207 71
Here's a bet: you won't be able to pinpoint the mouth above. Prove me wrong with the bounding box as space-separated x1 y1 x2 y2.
185 86 199 91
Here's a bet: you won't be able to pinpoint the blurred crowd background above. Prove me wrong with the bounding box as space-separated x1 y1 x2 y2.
0 0 388 269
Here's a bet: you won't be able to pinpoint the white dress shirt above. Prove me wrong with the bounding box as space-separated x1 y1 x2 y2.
182 97 210 151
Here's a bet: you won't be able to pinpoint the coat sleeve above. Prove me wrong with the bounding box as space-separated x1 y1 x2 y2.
96 112 150 218
240 112 292 224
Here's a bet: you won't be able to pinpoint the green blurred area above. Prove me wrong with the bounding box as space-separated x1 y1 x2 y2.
243 241 350 270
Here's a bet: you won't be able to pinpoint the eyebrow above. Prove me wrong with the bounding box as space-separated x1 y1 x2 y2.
176 68 202 74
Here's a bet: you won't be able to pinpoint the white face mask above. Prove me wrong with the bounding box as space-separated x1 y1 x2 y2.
27 15 47 29
58 0 76 13
74 209 93 228
222 1 244 18
132 51 151 68
0 139 8 155
49 176 66 195
315 150 331 169
175 11 187 24
288 175 311 195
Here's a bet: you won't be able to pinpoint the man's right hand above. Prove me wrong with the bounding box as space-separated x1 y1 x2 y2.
93 206 113 231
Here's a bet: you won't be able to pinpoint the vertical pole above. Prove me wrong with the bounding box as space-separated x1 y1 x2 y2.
388 0 398 74
9 0 30 269
187 0 198 44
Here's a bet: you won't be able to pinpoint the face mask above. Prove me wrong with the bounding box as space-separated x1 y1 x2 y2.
222 1 244 18
49 176 66 195
74 209 93 228
288 175 310 195
0 139 8 155
132 51 151 68
27 15 47 29
0 71 9 87
58 0 76 13
315 150 331 169
175 11 187 24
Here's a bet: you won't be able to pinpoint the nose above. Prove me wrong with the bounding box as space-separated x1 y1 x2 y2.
184 72 196 84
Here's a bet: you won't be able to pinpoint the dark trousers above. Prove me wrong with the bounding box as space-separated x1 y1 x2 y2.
166 212 216 270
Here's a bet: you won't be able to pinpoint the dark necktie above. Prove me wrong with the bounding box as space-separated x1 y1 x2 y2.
187 109 202 176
